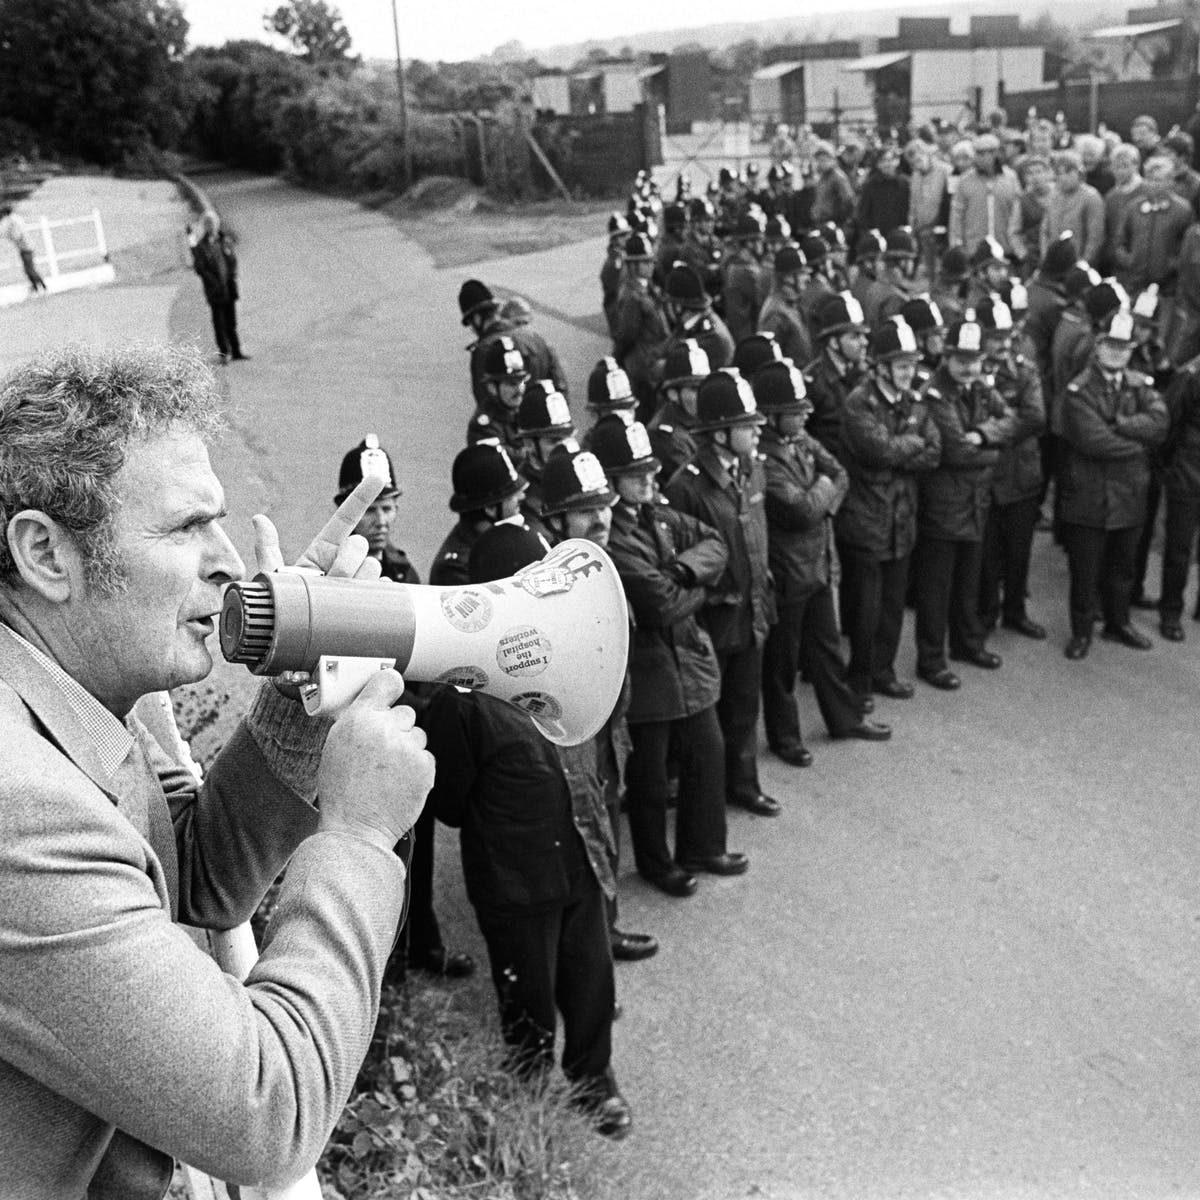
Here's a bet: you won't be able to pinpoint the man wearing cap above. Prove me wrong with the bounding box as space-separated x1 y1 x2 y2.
914 314 1017 689
645 339 710 483
1059 307 1169 659
665 370 780 818
755 359 892 760
757 242 812 367
812 141 857 230
837 317 942 701
805 292 871 465
1114 155 1192 300
419 524 632 1140
613 233 671 421
949 134 1021 259
1040 150 1105 266
590 417 750 887
431 441 529 589
333 436 476 985
796 231 838 326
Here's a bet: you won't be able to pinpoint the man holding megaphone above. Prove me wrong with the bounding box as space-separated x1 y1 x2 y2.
0 344 433 1198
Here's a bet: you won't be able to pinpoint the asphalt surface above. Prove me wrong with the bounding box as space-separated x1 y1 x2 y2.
4 172 1199 1200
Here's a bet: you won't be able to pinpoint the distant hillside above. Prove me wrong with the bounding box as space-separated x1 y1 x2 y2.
521 0 1127 68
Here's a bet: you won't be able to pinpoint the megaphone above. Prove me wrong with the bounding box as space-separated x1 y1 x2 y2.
219 538 629 747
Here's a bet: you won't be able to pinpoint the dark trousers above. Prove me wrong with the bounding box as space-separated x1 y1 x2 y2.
626 707 727 876
604 788 621 930
762 586 863 743
839 545 911 693
980 494 1041 626
1133 475 1163 600
914 535 987 674
1061 523 1139 637
1160 491 1200 618
19 249 45 291
401 803 443 961
715 642 764 805
209 299 241 358
475 873 614 1087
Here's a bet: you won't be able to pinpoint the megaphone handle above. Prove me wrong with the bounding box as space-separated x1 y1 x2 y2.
300 655 398 717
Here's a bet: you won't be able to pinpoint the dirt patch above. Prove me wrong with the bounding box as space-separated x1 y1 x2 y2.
370 175 612 268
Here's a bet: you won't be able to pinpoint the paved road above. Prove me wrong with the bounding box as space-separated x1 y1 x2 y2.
7 172 1200 1200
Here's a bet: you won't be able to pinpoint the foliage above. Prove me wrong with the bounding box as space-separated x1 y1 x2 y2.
322 983 610 1200
406 58 534 114
0 0 191 163
264 0 356 70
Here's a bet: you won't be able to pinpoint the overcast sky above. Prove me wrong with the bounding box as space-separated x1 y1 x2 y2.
183 0 886 63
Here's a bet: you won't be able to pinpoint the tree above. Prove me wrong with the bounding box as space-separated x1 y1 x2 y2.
0 0 190 163
264 0 355 67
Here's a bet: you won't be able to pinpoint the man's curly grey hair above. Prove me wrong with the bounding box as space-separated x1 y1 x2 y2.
0 343 225 595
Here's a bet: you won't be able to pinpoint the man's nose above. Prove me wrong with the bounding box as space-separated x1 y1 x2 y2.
207 523 246 584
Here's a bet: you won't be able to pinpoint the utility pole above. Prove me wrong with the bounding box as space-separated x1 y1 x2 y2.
390 0 413 188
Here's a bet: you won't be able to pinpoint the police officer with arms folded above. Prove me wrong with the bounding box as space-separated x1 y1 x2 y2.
1059 306 1169 659
590 415 747 892
836 317 942 702
755 359 892 764
665 369 780 818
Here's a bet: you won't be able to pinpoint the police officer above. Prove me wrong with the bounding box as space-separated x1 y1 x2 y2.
930 245 969 327
612 232 670 422
723 211 767 342
836 318 942 700
516 379 577 538
591 416 750 886
334 436 476 983
965 237 1011 309
914 313 1017 689
868 227 920 326
974 296 1048 638
661 261 735 375
686 196 725 306
757 242 813 367
601 213 631 337
468 336 528 468
805 291 871 463
796 230 838 326
849 228 888 319
1158 349 1200 639
665 369 780 818
581 356 639 446
539 449 659 962
755 360 892 763
645 339 709 483
432 440 531 588
1059 306 1169 659
898 294 946 385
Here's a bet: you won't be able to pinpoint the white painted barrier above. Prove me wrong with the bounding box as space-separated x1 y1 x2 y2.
0 208 116 306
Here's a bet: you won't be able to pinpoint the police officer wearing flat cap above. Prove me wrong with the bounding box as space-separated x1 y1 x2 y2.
591 416 749 888
665 369 780 818
755 361 892 762
334 435 476 982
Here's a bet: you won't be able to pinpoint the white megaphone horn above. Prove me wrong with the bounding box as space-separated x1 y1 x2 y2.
219 539 629 747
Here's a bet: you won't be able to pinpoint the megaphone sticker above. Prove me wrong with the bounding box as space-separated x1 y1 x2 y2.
435 665 490 689
497 625 553 678
511 691 563 720
440 589 494 633
515 566 576 599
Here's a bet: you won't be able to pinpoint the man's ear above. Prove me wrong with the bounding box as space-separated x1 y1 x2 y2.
5 511 79 603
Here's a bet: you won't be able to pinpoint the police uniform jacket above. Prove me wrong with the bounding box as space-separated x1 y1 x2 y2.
1162 356 1200 497
1024 275 1067 382
664 444 775 652
430 520 480 588
467 401 524 467
805 350 866 465
613 279 670 389
988 352 1046 504
722 247 765 343
646 397 698 482
835 377 941 560
759 425 848 603
469 319 565 408
601 249 624 337
191 232 238 305
798 275 835 326
929 283 966 328
919 367 1016 542
421 688 616 916
1049 310 1093 433
757 292 812 366
607 502 727 724
663 310 734 373
1059 362 1169 529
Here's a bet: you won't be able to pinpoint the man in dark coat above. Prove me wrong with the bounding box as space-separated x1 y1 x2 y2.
191 211 246 363
757 243 813 367
1158 353 1200 638
804 291 871 464
836 317 941 700
755 359 892 762
914 315 1016 689
665 369 780 818
1059 308 1169 659
590 417 748 895
612 233 671 423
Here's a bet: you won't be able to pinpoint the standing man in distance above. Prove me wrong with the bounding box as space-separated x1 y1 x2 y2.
191 210 248 364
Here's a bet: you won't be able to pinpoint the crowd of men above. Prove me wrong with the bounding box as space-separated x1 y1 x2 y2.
384 107 1200 1145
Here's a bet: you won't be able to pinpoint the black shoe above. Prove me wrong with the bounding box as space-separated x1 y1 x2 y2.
611 929 659 961
872 677 915 700
1100 623 1152 650
1160 619 1185 643
950 648 1002 669
919 667 961 691
1130 594 1159 611
678 851 749 876
771 742 814 767
1064 635 1091 660
1002 615 1047 640
572 1090 633 1140
831 720 892 742
641 865 698 897
412 948 476 978
729 793 781 817
230 352 251 361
